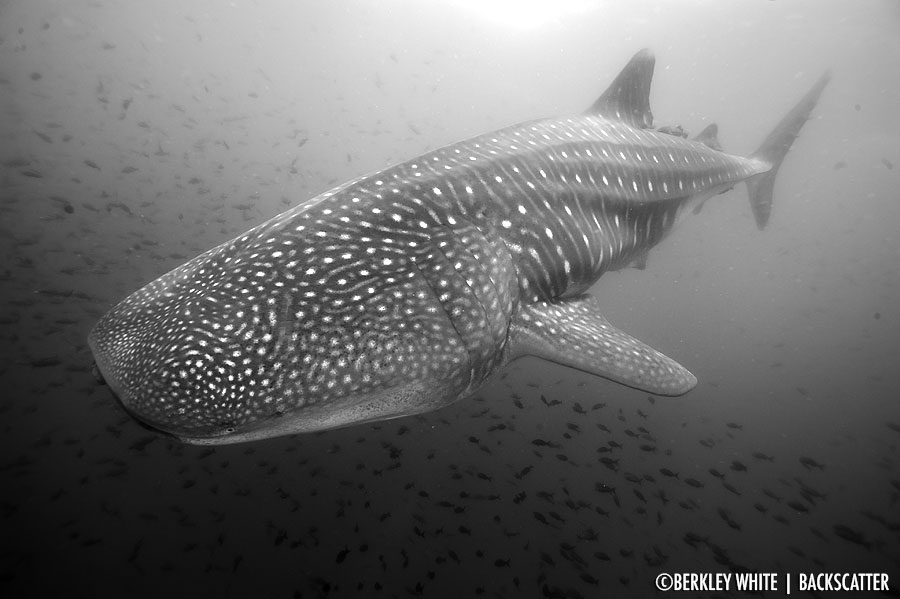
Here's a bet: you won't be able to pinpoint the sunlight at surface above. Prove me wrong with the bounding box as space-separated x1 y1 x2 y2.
445 0 598 31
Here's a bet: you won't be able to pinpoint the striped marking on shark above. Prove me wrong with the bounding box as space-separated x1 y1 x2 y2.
88 50 829 444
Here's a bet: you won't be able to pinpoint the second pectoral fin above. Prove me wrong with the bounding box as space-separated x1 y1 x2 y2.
508 295 697 396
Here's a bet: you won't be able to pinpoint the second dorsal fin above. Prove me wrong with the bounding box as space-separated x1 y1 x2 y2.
693 123 723 151
586 48 655 128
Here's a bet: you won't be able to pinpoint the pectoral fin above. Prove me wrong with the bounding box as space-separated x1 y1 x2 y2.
509 295 696 396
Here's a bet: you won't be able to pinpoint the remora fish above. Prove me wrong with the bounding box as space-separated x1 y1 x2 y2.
88 50 829 444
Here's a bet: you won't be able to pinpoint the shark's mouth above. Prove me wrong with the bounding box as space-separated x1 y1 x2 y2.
90 356 178 439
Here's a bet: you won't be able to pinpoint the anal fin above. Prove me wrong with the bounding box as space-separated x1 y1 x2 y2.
509 295 696 396
629 250 649 270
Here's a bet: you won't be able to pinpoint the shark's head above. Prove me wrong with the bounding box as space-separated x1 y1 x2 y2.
86 204 481 446
86 231 351 445
87 266 277 444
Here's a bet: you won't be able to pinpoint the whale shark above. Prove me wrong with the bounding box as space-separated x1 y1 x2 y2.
88 50 829 444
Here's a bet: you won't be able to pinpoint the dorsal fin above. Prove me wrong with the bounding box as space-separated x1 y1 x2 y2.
586 48 655 128
693 123 722 151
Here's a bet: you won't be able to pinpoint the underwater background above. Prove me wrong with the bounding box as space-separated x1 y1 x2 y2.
1 0 898 597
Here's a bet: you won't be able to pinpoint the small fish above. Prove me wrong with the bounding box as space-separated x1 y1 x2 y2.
718 507 742 530
28 356 61 368
540 394 561 407
84 159 101 170
594 482 616 494
683 532 707 548
799 456 825 470
106 202 133 216
762 488 782 502
599 457 619 471
730 460 748 472
531 438 559 449
32 129 53 143
514 465 533 479
4 157 31 168
533 512 552 526
722 482 741 496
127 538 143 564
832 524 871 549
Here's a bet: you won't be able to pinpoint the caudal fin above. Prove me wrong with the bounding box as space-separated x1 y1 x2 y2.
747 71 831 229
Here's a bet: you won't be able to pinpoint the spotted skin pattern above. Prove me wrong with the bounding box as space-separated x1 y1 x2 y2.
88 50 827 444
